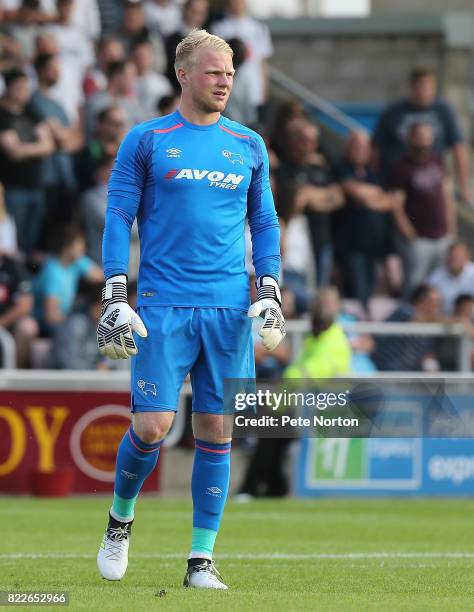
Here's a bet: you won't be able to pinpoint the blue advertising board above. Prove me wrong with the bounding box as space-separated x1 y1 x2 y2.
295 438 474 497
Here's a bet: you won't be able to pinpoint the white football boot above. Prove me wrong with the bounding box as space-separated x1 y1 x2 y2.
97 513 133 580
183 559 228 590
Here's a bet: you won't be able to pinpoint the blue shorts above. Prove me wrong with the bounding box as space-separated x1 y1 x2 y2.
130 306 255 414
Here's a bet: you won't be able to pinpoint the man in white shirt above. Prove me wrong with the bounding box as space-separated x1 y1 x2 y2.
428 240 474 313
45 0 95 121
212 0 273 110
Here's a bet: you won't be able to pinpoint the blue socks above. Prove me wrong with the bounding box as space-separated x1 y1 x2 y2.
190 439 231 559
111 426 162 522
111 429 231 560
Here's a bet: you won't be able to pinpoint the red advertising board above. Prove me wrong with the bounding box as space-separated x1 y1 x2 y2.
0 391 161 494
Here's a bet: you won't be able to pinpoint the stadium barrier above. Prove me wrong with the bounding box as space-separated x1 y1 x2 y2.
0 371 189 495
285 319 473 371
1 370 474 497
0 320 470 371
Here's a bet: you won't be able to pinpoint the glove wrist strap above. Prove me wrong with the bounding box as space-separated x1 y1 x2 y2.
255 275 281 307
101 278 128 315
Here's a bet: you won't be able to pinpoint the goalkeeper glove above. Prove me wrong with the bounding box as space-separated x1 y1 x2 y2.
248 275 286 351
97 275 147 359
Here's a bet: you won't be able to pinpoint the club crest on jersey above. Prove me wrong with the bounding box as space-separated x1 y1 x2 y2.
164 168 244 190
166 148 181 158
222 150 244 164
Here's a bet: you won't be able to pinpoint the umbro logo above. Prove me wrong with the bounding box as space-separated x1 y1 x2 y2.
206 486 222 497
121 470 138 479
104 308 120 327
166 148 181 158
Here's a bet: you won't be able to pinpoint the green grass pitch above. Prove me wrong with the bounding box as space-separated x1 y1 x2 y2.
2 496 474 611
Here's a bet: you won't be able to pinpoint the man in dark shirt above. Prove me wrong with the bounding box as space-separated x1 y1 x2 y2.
277 118 343 286
29 53 83 244
74 105 126 193
389 121 456 296
373 284 442 371
336 130 401 307
0 68 54 253
0 254 38 367
373 65 471 204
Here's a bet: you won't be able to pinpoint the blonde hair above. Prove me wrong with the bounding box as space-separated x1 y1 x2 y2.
175 29 233 73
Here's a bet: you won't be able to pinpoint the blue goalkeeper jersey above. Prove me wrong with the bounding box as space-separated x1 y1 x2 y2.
103 110 280 310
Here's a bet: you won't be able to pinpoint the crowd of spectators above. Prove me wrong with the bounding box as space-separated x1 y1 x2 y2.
0 0 472 373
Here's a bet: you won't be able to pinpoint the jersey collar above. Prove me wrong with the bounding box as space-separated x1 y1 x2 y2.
172 110 223 131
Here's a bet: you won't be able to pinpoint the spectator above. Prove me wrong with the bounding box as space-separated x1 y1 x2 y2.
0 68 54 253
84 59 148 138
97 0 123 35
156 91 179 116
284 289 352 379
270 98 308 163
373 65 471 204
144 0 181 37
336 130 402 307
80 153 139 276
224 37 257 126
164 0 210 89
30 53 83 238
51 279 135 369
80 154 114 264
3 0 100 41
7 0 42 62
116 0 166 73
311 285 377 373
0 182 18 256
33 224 103 335
0 252 38 367
428 240 474 313
277 118 344 286
74 105 126 193
44 0 95 121
83 36 125 97
276 179 313 315
68 0 101 42
389 121 456 296
212 0 273 116
0 28 22 76
372 284 443 371
50 281 109 369
436 293 474 371
132 39 172 118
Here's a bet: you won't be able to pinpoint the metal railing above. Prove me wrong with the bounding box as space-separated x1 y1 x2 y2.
285 319 473 371
269 64 365 133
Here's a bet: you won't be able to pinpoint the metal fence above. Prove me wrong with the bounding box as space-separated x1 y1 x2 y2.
0 319 471 371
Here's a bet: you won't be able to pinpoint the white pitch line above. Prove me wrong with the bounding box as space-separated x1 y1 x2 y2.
2 552 474 561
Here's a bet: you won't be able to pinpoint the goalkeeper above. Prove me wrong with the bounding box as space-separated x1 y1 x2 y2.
96 29 284 589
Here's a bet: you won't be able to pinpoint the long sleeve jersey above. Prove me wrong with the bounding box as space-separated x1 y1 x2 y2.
103 109 280 310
